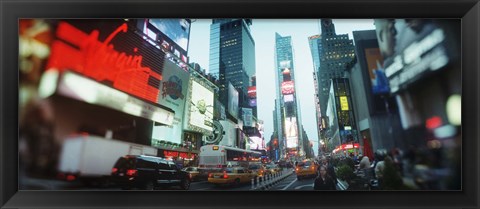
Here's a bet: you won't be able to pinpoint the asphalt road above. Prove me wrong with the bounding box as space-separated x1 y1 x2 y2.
267 173 345 191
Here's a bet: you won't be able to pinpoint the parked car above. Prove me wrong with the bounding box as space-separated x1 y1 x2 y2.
111 155 191 190
207 167 256 186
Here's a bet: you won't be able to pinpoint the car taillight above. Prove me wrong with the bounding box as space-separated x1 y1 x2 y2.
112 168 118 173
126 169 137 176
223 171 228 179
66 175 76 181
208 173 213 178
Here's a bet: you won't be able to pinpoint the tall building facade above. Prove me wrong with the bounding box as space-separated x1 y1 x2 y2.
273 33 304 161
209 19 256 116
309 35 323 149
313 19 355 118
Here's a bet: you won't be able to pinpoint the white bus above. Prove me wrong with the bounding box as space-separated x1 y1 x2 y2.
198 145 262 170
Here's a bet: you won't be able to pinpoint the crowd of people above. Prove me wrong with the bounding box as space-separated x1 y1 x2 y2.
312 144 460 191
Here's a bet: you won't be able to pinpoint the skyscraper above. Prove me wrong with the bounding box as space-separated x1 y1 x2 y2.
310 19 355 121
209 19 256 116
274 32 304 160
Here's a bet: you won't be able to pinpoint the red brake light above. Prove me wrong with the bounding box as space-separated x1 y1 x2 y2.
208 173 213 178
223 171 228 179
112 168 118 173
66 175 76 181
126 169 137 176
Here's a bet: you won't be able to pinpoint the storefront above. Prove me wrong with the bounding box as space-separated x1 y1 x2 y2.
332 143 360 157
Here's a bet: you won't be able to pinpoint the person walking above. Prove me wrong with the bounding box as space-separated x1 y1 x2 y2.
322 157 338 184
314 165 337 190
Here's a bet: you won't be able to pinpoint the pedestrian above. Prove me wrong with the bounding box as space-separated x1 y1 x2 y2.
314 165 337 190
322 157 337 184
381 156 404 190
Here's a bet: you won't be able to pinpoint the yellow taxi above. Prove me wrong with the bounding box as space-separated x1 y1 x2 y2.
208 167 256 185
295 160 318 180
265 163 282 174
247 163 269 177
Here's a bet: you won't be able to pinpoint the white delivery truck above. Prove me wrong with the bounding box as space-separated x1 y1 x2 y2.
57 135 157 186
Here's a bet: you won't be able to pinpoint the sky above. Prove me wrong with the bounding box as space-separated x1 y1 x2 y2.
188 19 376 156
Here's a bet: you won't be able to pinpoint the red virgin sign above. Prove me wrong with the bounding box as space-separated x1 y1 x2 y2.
46 20 164 104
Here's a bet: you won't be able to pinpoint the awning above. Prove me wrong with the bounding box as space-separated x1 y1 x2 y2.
39 70 175 126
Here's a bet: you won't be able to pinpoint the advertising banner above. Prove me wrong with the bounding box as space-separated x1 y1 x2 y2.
281 81 295 95
214 99 226 120
284 117 298 148
185 78 214 134
46 20 165 105
248 86 257 98
56 71 174 125
339 96 349 111
228 83 239 118
374 19 456 94
138 19 191 64
364 48 388 94
249 98 257 107
242 108 254 127
148 19 191 52
248 136 264 150
152 57 190 144
219 120 236 147
284 94 294 103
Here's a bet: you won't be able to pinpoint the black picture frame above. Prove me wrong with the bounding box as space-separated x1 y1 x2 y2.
1 0 478 208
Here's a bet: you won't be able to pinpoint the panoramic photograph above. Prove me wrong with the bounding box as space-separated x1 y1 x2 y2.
18 18 461 191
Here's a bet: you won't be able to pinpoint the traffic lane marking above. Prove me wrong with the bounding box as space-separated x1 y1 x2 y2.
280 178 297 190
294 183 314 190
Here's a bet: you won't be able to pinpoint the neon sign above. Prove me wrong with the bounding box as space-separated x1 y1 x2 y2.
281 81 295 95
248 86 256 98
163 150 196 159
47 21 163 104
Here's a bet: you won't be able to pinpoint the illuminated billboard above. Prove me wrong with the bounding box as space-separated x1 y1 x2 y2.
186 78 214 134
249 99 257 107
228 83 239 118
219 120 236 147
364 48 388 94
248 86 257 98
281 81 295 95
46 20 165 105
242 108 253 127
138 19 190 65
374 19 455 94
148 19 190 52
152 57 190 144
284 117 298 148
340 96 349 111
248 136 264 150
284 94 294 103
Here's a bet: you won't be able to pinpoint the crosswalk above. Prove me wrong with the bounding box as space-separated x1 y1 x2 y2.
268 174 348 190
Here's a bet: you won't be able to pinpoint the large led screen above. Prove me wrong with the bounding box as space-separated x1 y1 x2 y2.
187 78 214 134
284 117 298 148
